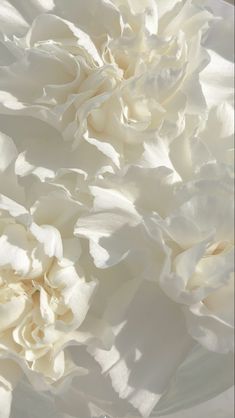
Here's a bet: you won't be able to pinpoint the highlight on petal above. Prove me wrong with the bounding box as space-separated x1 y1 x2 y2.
156 387 234 418
0 132 17 172
88 281 194 417
0 0 233 417
153 344 234 416
0 1 28 37
200 50 234 107
0 359 22 418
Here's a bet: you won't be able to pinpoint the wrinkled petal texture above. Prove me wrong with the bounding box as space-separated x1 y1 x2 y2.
0 0 234 417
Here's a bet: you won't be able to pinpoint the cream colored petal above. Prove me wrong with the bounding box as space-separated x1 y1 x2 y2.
0 296 28 333
200 50 234 107
0 359 22 418
153 344 234 416
0 132 17 172
0 387 12 418
30 223 63 259
0 1 28 37
0 224 31 275
89 281 193 417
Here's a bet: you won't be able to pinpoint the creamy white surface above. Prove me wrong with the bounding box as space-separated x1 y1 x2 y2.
0 0 233 417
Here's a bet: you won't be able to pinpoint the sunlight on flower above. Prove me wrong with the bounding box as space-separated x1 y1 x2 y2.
0 1 234 417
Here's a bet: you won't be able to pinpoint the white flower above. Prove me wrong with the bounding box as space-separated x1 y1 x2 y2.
0 1 234 418
0 0 215 179
0 134 106 403
161 189 234 354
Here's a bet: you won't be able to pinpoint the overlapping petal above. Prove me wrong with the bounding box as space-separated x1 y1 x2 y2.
0 0 233 417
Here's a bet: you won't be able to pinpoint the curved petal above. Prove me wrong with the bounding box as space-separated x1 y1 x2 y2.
184 297 234 354
54 340 146 417
0 2 233 418
0 387 12 418
11 379 65 418
30 223 63 259
200 1 234 108
5 0 54 28
200 50 234 107
52 0 122 40
200 103 234 166
0 132 17 172
116 0 158 34
153 344 234 416
0 223 31 275
0 132 24 202
24 13 103 66
89 281 193 417
0 1 28 37
0 359 22 418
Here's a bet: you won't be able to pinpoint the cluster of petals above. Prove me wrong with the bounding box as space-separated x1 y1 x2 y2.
0 0 234 417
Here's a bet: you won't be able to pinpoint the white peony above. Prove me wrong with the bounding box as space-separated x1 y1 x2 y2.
0 134 106 390
0 1 234 418
0 0 218 178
